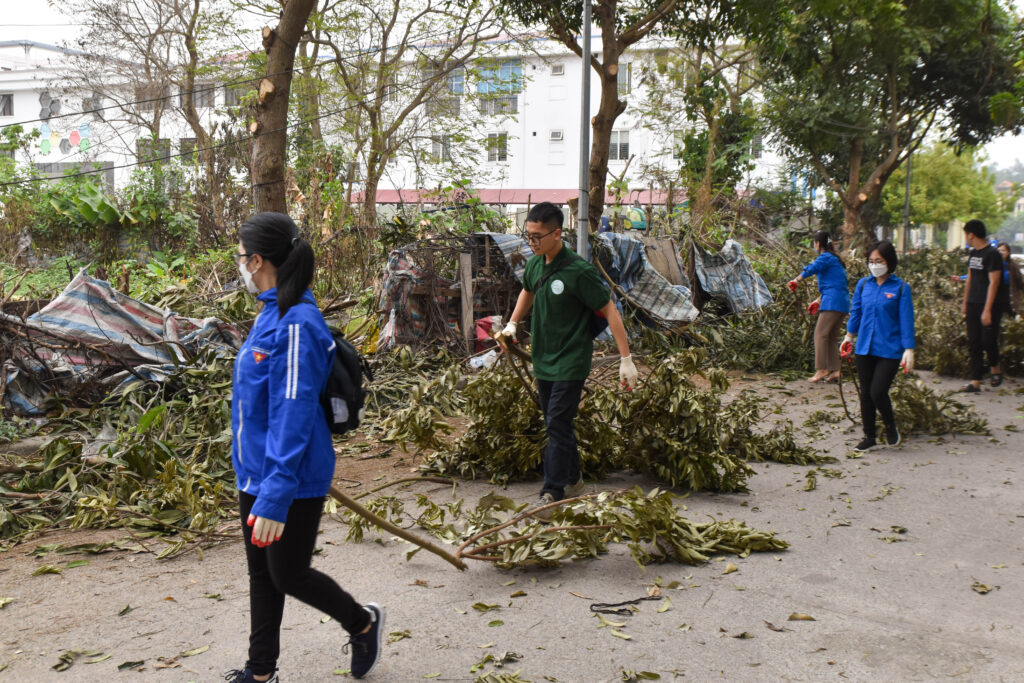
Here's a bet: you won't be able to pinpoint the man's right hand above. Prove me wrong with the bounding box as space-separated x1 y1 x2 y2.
499 321 518 338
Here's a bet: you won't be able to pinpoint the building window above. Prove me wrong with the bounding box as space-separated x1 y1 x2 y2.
427 96 460 118
0 94 13 117
224 83 248 107
179 137 198 158
750 132 763 160
486 132 508 162
137 137 171 164
551 63 564 76
617 63 631 96
479 95 517 116
673 131 685 160
136 85 171 112
431 135 452 162
549 130 564 142
609 130 630 161
382 72 399 102
180 83 215 109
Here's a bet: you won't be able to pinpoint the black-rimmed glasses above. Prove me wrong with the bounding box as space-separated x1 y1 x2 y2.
232 252 255 264
521 227 557 245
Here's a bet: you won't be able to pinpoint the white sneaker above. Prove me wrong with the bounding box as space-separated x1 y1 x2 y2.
564 476 585 498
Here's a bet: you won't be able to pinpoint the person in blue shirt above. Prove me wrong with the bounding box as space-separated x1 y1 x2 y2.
226 213 383 683
787 231 850 383
841 240 915 453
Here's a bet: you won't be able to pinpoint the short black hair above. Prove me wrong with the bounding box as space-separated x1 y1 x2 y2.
964 219 987 239
867 240 898 273
526 201 563 229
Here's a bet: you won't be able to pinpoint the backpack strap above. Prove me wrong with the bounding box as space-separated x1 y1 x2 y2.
532 253 579 293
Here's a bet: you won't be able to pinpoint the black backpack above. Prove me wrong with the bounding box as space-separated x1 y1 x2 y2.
320 329 372 434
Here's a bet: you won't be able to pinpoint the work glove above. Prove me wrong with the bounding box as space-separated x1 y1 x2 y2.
619 355 638 391
787 279 799 292
839 334 855 359
807 299 820 315
900 349 915 374
950 275 961 283
247 514 284 548
499 321 517 339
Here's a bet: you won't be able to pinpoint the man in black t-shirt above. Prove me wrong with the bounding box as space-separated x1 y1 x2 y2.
962 219 1006 391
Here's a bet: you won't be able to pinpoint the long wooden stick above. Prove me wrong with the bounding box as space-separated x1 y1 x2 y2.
328 483 467 571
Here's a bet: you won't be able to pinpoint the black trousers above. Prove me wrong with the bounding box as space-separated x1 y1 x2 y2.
854 354 901 440
239 491 370 676
537 379 584 500
965 302 1003 381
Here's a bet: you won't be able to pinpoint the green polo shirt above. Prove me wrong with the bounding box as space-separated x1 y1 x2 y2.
523 246 610 381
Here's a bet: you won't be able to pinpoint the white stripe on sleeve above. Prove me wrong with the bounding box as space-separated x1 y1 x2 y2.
291 323 301 399
286 323 296 399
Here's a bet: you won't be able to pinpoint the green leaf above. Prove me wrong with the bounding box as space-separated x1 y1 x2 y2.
487 620 504 627
118 660 145 671
33 564 62 576
118 605 134 616
180 645 209 657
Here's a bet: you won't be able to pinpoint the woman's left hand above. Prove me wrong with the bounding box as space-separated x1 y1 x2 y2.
900 349 915 374
807 298 820 315
248 514 285 548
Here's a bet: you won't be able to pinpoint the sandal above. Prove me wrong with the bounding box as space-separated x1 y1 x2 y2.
991 374 1003 387
826 371 841 383
961 383 981 393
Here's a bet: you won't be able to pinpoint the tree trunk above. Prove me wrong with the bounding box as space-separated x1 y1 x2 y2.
693 103 722 227
251 0 317 214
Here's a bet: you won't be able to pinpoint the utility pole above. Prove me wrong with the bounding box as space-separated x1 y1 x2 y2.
577 1 591 260
900 152 912 251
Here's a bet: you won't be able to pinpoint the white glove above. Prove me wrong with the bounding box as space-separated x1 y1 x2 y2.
499 321 518 338
619 355 638 390
900 349 915 374
248 514 284 548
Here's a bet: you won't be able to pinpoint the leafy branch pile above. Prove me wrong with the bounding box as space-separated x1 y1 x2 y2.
411 349 824 491
885 375 989 437
0 350 237 556
346 487 788 570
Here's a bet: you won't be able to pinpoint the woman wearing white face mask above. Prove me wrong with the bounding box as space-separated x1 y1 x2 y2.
840 240 916 453
228 213 384 683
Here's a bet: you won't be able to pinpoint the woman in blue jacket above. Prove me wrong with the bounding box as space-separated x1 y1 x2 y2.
841 240 915 453
226 213 383 683
788 231 849 383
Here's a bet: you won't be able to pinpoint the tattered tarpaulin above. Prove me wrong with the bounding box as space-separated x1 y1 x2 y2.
377 248 429 350
1 269 242 415
692 239 774 313
481 231 699 325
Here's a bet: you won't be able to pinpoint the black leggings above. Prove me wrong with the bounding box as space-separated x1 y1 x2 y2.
854 354 901 440
239 491 370 676
965 302 1003 381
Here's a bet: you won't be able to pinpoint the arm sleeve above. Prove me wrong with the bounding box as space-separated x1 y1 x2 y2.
251 318 329 523
900 284 916 350
576 265 612 312
800 254 825 279
985 250 1002 274
847 278 864 334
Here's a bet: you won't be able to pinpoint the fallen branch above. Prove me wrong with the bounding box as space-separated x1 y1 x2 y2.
352 476 454 500
328 483 467 571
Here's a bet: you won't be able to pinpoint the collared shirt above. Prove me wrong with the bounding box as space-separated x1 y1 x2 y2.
847 275 915 359
800 251 850 313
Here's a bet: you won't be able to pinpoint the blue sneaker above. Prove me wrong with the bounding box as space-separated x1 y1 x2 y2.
346 603 385 679
223 669 278 683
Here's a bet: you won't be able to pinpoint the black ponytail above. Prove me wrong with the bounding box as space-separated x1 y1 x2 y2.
239 212 315 317
813 230 843 266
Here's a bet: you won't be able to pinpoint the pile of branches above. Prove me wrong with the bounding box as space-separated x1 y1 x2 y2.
388 349 826 492
346 487 788 569
0 349 237 556
885 375 989 437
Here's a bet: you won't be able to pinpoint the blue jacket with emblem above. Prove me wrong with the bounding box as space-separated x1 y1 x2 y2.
847 275 915 360
231 288 336 523
800 252 850 313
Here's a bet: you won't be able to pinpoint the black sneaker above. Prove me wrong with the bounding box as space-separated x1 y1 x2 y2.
885 425 902 447
346 603 385 679
223 669 278 683
852 438 876 453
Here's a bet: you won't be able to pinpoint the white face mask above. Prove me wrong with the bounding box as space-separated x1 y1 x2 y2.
239 259 259 294
868 263 888 278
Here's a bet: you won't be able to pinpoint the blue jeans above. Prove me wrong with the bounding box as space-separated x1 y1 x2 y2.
537 379 584 500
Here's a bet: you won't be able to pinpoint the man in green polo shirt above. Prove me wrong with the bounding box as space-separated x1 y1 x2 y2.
500 201 638 520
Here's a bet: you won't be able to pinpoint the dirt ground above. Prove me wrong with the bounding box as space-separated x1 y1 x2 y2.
2 369 1024 682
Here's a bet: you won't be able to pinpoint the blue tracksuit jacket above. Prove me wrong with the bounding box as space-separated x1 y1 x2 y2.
231 287 336 523
801 252 850 313
847 275 915 360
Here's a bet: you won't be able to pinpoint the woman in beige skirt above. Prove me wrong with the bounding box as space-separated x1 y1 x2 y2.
787 231 850 383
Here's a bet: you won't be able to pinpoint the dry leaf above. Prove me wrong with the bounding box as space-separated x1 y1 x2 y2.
610 629 633 640
568 591 592 599
647 585 662 597
971 581 996 594
510 591 527 598
723 563 738 575
788 613 816 621
764 621 789 632
732 631 754 639
657 597 671 613
180 645 209 657
153 657 180 669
